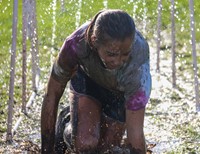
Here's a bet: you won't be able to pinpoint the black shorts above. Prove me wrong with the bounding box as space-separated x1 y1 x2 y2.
70 67 126 122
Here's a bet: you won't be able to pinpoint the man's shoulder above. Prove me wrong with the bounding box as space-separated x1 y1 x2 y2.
130 30 149 65
60 22 91 61
134 30 149 49
61 22 89 52
67 22 89 40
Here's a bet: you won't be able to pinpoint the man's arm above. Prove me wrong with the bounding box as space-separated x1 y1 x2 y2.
41 76 67 153
126 108 146 154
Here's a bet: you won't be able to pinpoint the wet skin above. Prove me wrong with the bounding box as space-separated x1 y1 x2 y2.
97 37 133 70
74 95 126 152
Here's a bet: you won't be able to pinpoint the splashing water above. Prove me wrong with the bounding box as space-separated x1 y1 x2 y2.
103 0 108 9
75 0 82 29
51 0 57 63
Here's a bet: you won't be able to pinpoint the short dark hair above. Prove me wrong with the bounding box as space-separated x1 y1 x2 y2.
85 9 135 48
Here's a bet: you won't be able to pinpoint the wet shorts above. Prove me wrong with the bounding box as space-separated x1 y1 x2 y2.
70 67 126 122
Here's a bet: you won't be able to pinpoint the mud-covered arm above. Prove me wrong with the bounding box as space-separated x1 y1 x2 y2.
41 76 67 153
41 38 78 153
126 108 146 154
125 61 151 154
123 31 151 153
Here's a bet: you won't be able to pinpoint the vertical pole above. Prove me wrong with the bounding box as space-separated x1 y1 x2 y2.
132 0 138 20
75 0 82 29
60 0 65 12
188 0 200 111
156 0 162 72
142 0 147 34
22 0 28 113
171 0 176 88
51 0 57 64
30 0 40 92
6 0 18 142
103 0 108 9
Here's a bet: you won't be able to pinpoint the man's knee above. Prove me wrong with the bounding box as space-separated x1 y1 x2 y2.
75 133 99 152
100 116 125 146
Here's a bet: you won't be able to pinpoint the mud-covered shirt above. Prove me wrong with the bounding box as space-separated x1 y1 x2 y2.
52 23 151 111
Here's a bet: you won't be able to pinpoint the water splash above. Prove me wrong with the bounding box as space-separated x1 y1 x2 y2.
103 0 108 9
60 0 65 12
142 0 147 34
75 0 82 29
131 0 138 19
51 0 57 63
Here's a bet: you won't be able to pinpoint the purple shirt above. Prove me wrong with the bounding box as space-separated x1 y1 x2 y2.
52 23 151 111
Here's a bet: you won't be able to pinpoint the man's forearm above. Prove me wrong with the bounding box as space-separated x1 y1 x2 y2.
128 135 146 154
41 95 59 154
41 133 55 153
127 132 146 154
41 77 67 153
126 108 146 154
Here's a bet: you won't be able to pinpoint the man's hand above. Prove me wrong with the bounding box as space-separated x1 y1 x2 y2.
126 108 146 154
41 76 67 154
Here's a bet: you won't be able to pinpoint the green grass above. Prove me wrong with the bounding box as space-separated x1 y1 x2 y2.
169 123 200 154
0 0 200 152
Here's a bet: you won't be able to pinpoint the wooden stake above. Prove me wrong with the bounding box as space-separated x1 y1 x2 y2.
156 0 162 72
6 0 18 142
22 0 28 113
171 0 176 88
188 0 200 111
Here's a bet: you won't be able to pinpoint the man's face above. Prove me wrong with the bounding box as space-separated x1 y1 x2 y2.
97 37 133 70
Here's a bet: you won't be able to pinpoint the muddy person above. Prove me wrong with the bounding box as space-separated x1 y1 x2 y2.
41 9 151 154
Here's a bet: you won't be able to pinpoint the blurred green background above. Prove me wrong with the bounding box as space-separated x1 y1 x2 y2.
0 0 200 152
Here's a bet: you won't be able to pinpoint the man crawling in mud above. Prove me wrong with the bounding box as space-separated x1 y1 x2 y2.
41 9 151 154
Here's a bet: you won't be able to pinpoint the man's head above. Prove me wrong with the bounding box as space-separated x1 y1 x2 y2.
86 9 135 70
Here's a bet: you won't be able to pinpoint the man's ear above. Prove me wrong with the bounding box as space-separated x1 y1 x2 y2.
91 35 97 47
